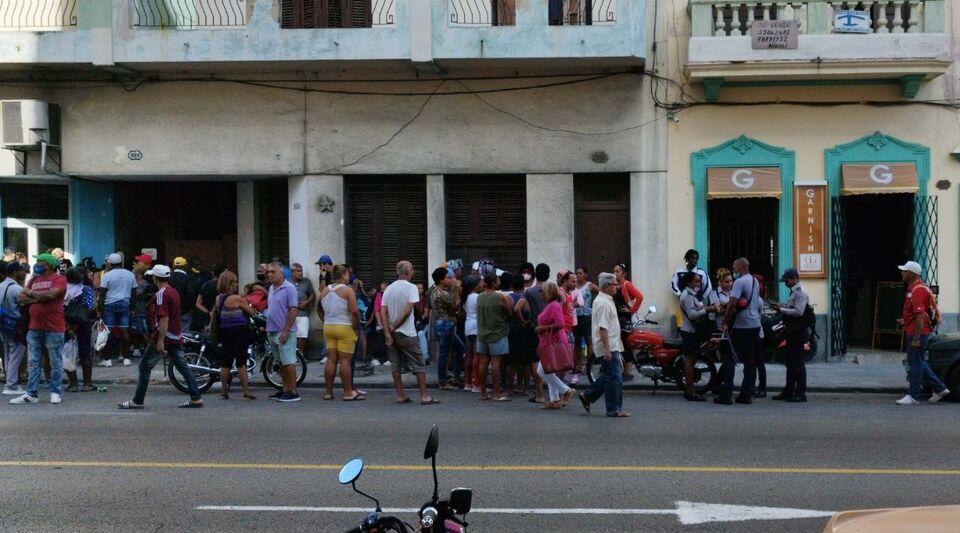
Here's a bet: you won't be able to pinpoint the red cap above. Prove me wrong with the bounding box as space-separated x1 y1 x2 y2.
134 254 153 265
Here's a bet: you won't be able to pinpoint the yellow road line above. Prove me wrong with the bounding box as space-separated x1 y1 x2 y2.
1 460 959 476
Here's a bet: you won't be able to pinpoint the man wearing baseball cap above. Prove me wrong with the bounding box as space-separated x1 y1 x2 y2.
896 261 950 405
134 254 153 269
771 268 810 402
94 252 137 367
10 254 67 405
120 264 204 409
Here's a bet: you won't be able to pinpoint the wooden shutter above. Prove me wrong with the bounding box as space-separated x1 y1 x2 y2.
321 0 371 28
280 0 318 28
445 175 527 273
346 176 427 289
255 181 289 263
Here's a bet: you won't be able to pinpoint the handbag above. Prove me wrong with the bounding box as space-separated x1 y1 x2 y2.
207 294 227 344
537 336 574 374
0 284 19 337
65 294 92 326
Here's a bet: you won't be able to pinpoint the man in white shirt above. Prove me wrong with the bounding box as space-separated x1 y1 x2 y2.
578 272 628 418
95 253 137 366
380 260 438 405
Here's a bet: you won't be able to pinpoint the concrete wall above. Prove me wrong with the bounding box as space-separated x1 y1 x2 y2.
526 174 575 270
70 180 115 262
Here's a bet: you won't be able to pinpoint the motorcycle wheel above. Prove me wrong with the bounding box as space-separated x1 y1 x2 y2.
674 356 718 395
261 352 308 390
167 352 215 394
802 333 819 363
377 516 411 532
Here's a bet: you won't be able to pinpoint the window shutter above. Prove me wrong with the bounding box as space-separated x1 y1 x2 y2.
281 0 318 28
321 0 371 28
445 176 527 272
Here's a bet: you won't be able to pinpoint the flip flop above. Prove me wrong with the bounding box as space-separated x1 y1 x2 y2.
479 394 491 401
540 402 562 410
178 401 204 409
420 398 440 405
117 401 143 410
396 397 412 404
323 394 334 401
493 396 512 402
243 394 257 401
342 395 365 401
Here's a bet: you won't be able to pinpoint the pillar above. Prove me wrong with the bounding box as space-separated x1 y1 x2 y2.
526 174 575 269
288 175 344 277
236 181 257 285
426 174 446 271
631 171 671 311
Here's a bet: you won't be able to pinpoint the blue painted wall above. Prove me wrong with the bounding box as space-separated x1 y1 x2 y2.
71 181 114 262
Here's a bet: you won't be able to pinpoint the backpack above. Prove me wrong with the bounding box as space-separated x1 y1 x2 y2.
0 284 19 337
918 284 941 329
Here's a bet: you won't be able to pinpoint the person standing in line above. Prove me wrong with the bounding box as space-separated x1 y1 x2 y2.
613 263 643 381
381 261 439 405
10 254 67 405
719 257 762 405
670 249 712 299
519 262 537 290
64 268 96 392
534 281 574 410
429 267 463 390
1 262 26 396
95 253 137 367
578 272 628 417
895 261 950 405
265 262 302 403
678 272 719 402
706 268 734 395
461 275 483 393
573 266 598 379
475 272 513 402
516 263 550 403
290 263 316 355
319 265 363 401
214 271 258 400
771 268 810 403
507 273 535 397
119 264 204 409
169 257 195 334
193 264 227 334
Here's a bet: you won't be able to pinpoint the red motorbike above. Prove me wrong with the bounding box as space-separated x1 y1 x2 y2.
585 306 721 394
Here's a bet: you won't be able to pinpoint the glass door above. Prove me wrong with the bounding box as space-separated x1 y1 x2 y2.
0 220 70 262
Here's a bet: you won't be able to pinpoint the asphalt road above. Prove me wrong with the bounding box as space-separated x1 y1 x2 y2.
1 385 958 533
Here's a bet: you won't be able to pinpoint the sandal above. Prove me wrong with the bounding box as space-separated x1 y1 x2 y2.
560 389 575 407
479 394 492 401
220 393 229 400
420 398 441 405
323 394 334 401
81 385 95 392
342 394 365 401
539 401 562 410
243 394 256 400
493 396 512 402
117 400 143 410
396 397 412 404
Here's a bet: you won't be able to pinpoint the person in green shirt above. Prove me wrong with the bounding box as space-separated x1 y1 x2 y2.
476 272 514 401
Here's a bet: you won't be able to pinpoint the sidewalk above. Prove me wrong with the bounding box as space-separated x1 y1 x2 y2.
77 358 909 394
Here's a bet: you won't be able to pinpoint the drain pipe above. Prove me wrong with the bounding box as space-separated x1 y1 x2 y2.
39 139 72 180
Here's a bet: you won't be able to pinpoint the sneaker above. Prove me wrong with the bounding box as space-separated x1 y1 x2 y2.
896 394 921 406
275 392 301 403
10 393 38 404
50 393 62 404
132 349 142 358
929 389 951 403
383 361 391 367
319 357 328 365
270 390 283 399
123 358 132 367
371 359 382 367
2 386 25 395
98 359 113 368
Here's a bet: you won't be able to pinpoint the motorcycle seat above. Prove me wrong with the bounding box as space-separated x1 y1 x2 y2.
662 340 682 350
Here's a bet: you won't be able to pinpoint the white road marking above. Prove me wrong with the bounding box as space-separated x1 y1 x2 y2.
196 501 835 524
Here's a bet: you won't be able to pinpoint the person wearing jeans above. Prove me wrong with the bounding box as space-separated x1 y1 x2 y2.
579 272 628 417
11 254 67 405
720 258 762 406
896 261 950 405
1 261 26 395
429 268 462 389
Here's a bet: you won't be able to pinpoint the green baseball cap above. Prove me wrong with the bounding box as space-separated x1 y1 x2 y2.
34 253 58 268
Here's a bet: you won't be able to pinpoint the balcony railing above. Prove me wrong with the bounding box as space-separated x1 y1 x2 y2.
0 0 77 31
691 0 942 37
550 0 617 26
131 0 246 29
450 0 512 26
450 0 616 27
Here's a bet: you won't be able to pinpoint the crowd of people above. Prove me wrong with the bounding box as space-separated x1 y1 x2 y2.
0 245 949 411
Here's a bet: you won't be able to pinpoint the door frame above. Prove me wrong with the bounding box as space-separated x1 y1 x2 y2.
691 135 795 301
574 173 630 278
0 218 72 262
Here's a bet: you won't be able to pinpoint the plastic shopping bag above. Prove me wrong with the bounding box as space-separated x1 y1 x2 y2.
94 320 110 352
62 338 78 372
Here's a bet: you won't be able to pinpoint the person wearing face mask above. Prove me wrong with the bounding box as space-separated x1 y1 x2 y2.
519 262 536 290
706 268 734 394
10 254 67 405
679 272 719 402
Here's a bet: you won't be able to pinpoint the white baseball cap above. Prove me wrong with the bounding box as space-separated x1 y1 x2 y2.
898 261 922 275
150 264 171 278
107 253 122 265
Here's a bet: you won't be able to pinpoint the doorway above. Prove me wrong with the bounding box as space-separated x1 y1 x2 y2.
841 194 913 347
445 175 527 272
708 197 778 298
0 182 71 260
575 173 630 280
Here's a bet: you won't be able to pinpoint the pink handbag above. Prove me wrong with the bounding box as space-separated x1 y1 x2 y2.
537 338 574 374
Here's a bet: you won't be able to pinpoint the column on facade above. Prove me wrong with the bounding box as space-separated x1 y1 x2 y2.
526 174 575 270
631 171 671 313
236 181 257 285
426 175 446 271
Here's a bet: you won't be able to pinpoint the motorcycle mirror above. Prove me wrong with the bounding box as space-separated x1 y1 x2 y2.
424 425 439 460
338 458 364 485
449 488 473 515
648 305 657 314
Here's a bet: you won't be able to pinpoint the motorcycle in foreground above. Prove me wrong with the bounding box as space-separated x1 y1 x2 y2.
339 425 473 532
585 306 721 394
167 313 308 393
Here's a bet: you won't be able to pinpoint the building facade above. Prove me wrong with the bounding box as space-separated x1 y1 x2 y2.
1 0 958 360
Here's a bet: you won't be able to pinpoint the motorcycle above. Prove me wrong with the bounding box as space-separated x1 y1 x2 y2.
760 304 819 364
585 306 721 395
339 425 473 533
167 313 308 393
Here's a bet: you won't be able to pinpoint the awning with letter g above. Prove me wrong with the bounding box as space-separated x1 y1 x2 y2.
841 163 918 195
707 167 781 199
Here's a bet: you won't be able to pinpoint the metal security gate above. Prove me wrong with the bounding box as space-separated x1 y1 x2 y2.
830 196 847 358
346 176 427 289
913 195 938 289
445 175 526 272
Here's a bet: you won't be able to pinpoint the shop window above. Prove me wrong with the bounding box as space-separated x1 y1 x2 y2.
708 197 778 298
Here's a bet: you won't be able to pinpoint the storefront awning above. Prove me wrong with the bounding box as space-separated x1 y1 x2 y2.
707 167 781 199
841 163 919 195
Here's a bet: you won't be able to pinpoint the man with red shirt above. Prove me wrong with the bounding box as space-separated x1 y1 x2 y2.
11 254 67 405
896 261 950 406
119 264 204 409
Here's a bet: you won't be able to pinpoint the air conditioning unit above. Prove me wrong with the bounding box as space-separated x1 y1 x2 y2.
1 100 61 150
